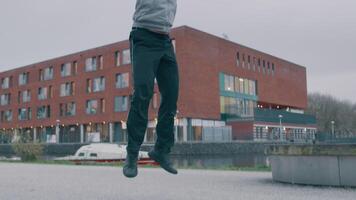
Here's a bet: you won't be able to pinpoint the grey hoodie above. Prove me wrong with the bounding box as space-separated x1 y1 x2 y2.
133 0 177 33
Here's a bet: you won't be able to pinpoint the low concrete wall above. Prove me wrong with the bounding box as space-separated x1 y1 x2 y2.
269 144 356 187
0 142 271 156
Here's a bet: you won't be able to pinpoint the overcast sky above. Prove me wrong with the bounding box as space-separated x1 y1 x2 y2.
1 0 355 103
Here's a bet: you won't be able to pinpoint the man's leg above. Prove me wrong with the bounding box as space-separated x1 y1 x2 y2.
155 49 179 153
123 29 160 178
148 40 179 174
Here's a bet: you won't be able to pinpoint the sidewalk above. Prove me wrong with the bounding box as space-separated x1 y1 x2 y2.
0 163 355 200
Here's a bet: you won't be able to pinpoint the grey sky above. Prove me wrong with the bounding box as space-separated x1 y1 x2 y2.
1 0 355 102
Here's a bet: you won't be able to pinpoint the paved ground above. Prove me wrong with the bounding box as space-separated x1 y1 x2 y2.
0 163 355 200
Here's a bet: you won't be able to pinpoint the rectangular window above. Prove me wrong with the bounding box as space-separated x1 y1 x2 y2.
234 77 240 93
116 73 129 89
267 62 270 75
243 79 249 95
247 55 251 69
86 100 98 114
272 63 275 76
1 110 12 122
224 74 234 91
37 105 51 119
93 77 105 92
114 96 128 112
18 107 31 121
242 54 245 68
61 63 72 77
1 77 11 89
38 87 48 100
85 57 97 72
60 102 76 117
0 93 11 106
19 72 29 85
40 67 53 81
236 52 240 66
122 49 131 65
263 60 266 74
253 57 256 71
115 51 121 66
60 82 74 96
22 90 31 103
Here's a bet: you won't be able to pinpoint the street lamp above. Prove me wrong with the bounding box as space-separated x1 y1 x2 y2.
331 121 335 139
278 115 283 141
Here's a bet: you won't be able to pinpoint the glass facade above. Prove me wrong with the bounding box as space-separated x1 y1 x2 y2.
220 73 257 118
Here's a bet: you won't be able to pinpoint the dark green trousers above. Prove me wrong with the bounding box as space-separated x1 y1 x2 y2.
126 27 179 155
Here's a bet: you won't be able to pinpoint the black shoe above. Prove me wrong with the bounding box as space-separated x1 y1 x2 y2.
123 153 138 178
148 150 178 175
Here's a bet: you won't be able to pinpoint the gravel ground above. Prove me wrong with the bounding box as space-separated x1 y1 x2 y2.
0 162 355 200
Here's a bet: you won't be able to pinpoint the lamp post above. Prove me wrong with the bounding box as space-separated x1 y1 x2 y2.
278 115 283 141
56 119 60 144
331 121 335 140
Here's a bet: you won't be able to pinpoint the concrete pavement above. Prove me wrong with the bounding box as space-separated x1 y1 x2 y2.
0 163 355 200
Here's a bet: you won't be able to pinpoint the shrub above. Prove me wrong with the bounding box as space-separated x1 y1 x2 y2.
12 142 44 162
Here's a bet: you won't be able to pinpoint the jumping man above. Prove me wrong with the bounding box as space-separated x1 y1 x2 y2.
123 0 179 178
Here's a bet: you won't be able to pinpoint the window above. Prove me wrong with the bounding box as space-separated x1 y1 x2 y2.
1 110 12 122
122 49 131 65
86 100 98 114
115 51 121 66
114 96 128 112
78 153 85 157
61 63 72 77
60 82 75 96
93 77 105 92
258 58 261 73
236 52 240 66
90 153 98 157
38 87 48 100
253 57 256 71
267 62 270 75
262 60 266 74
1 77 12 89
0 93 11 106
22 90 31 103
234 77 241 93
60 102 76 117
85 57 97 72
272 63 275 76
116 73 129 88
224 74 234 91
242 54 245 68
37 105 51 119
19 72 29 85
247 55 251 69
18 107 31 121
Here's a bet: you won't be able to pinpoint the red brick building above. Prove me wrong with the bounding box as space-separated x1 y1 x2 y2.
0 26 316 144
